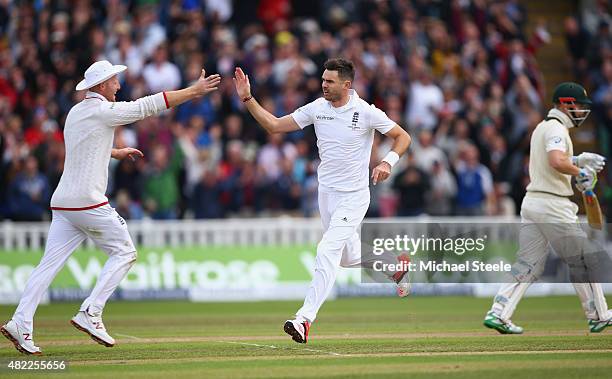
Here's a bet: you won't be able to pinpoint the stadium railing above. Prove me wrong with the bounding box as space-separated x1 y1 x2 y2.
0 217 522 251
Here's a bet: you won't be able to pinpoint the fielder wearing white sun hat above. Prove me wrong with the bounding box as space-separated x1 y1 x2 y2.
1 60 221 356
75 60 127 91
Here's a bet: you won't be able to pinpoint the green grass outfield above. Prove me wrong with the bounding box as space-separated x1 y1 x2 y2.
0 296 611 378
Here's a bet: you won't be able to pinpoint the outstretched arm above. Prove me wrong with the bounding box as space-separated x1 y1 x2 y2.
371 125 412 185
233 67 300 134
100 69 221 127
164 69 221 108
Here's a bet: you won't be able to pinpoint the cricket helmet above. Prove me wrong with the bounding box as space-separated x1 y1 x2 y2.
552 82 592 126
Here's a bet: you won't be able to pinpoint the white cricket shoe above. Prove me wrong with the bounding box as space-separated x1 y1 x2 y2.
0 320 42 355
71 309 115 347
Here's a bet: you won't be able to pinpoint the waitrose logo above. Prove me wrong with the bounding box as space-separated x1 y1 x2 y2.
0 248 361 293
71 252 281 290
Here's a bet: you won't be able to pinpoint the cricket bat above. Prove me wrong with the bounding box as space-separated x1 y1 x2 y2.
582 190 603 230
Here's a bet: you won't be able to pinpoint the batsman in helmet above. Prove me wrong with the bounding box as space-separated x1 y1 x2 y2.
483 82 612 334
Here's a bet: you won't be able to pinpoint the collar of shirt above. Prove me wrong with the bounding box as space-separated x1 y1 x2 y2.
547 108 574 129
327 89 359 113
84 91 108 102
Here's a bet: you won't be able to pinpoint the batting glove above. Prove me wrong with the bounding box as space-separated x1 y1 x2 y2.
572 152 606 173
575 167 598 192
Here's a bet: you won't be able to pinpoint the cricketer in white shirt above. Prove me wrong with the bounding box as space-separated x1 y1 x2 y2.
291 90 396 191
2 60 220 355
233 59 412 343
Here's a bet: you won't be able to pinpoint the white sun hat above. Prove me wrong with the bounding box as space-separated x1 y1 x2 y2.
76 60 127 91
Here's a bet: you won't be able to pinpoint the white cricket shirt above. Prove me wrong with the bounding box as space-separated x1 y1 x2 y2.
291 90 396 192
525 108 574 197
50 91 168 209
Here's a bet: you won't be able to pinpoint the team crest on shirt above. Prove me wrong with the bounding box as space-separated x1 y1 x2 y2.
348 112 361 130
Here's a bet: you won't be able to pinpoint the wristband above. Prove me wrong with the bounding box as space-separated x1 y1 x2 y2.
242 95 253 103
382 151 400 167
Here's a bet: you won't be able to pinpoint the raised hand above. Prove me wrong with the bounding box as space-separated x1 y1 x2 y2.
193 69 221 97
233 67 251 99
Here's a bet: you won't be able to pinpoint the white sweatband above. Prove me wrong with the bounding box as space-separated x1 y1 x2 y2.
382 151 400 167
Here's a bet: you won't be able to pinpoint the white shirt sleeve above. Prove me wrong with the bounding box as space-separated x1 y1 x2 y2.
544 126 568 152
368 104 396 134
290 100 318 129
98 92 169 128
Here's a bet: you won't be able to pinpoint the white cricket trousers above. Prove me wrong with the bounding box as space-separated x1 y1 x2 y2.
492 194 610 321
295 187 370 323
13 204 137 331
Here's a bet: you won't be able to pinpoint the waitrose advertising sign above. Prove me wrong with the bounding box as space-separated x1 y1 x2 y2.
0 246 368 304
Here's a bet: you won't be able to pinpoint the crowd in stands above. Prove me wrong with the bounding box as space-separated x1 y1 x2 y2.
0 0 610 221
564 1 612 220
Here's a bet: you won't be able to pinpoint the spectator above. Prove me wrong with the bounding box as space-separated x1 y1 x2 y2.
510 154 530 214
426 160 457 216
405 68 443 131
271 32 317 86
142 144 183 219
275 158 301 211
7 156 50 221
106 22 145 79
142 44 181 94
592 59 612 184
581 0 612 34
564 17 591 81
176 121 208 196
413 129 448 172
257 133 297 180
587 20 612 75
505 74 542 144
192 168 225 219
392 154 429 216
206 0 233 23
133 5 166 59
491 182 516 216
113 156 143 203
301 162 319 217
218 140 247 213
113 189 144 220
292 139 310 185
454 144 495 215
436 118 471 161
